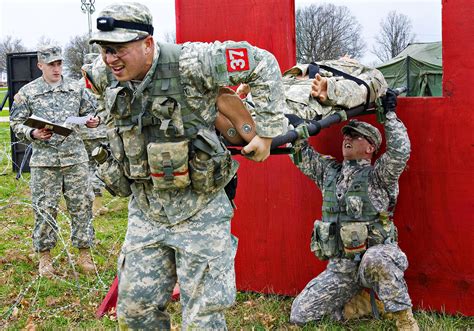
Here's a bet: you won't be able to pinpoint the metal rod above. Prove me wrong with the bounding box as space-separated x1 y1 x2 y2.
81 0 96 52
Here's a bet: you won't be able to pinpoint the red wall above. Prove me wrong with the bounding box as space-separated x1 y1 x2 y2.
176 0 474 315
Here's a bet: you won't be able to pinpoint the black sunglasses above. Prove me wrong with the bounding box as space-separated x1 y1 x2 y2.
344 130 375 145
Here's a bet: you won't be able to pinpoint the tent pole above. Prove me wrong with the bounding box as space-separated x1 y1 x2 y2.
406 56 410 96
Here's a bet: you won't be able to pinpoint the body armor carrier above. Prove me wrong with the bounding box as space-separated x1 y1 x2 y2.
311 165 397 261
96 42 237 196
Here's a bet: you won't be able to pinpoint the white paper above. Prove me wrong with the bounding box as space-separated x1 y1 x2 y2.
65 116 90 125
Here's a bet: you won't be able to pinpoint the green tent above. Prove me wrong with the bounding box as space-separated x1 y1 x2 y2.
376 42 442 96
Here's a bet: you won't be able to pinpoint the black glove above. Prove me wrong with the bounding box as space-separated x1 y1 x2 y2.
381 88 398 114
308 63 320 79
285 114 306 127
285 114 310 140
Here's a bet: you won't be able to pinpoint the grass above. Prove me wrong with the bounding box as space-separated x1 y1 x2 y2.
0 121 473 329
0 87 8 114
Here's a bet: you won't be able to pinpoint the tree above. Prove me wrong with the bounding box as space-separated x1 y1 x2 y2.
63 34 99 79
0 36 27 73
372 11 416 62
295 4 366 63
36 36 59 49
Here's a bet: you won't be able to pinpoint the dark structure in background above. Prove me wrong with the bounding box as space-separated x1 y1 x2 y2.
5 52 41 173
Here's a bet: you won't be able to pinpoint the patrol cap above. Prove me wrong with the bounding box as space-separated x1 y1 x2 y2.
37 45 63 64
342 119 382 152
89 2 154 44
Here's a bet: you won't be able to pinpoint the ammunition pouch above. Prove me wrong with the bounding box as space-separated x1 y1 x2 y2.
311 221 339 260
122 126 148 179
340 222 369 259
311 219 397 261
368 220 397 246
147 139 191 190
189 128 237 193
106 127 125 162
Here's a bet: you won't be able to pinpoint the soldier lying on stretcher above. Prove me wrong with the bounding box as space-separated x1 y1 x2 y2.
215 57 387 145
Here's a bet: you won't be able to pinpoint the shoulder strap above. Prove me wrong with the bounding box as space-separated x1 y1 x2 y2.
153 42 182 95
314 63 371 109
153 42 207 137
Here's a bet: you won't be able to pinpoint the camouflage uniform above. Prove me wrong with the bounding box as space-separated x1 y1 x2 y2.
86 3 286 329
281 61 387 120
79 53 107 196
10 46 96 252
289 111 412 324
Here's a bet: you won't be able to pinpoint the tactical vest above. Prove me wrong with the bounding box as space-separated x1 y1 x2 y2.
311 164 396 261
322 166 379 223
110 42 207 137
102 42 237 195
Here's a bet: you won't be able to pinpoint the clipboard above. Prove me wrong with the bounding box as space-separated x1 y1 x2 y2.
23 115 73 136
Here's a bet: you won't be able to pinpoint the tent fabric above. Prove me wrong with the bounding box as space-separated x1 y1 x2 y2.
377 42 442 96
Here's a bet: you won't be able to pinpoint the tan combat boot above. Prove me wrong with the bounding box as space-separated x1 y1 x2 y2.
393 308 419 331
93 198 109 216
39 251 55 278
343 290 385 320
77 248 95 275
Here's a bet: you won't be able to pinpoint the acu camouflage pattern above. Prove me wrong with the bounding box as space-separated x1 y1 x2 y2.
89 2 153 44
85 40 286 225
83 52 99 65
290 244 411 324
318 58 387 107
290 112 412 323
81 137 107 195
10 76 97 167
80 56 108 195
10 76 96 252
342 119 382 152
179 41 286 137
282 64 333 120
86 36 286 329
37 44 63 64
117 191 236 329
281 59 387 120
31 164 94 252
294 111 409 213
80 56 112 128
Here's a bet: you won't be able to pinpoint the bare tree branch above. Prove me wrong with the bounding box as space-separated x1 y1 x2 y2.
36 36 60 50
63 34 99 79
296 4 366 63
371 11 416 62
0 36 28 73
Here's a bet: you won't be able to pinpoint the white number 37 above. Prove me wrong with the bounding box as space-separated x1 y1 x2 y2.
226 48 250 72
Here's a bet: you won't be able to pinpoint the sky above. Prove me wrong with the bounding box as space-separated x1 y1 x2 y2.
1 0 441 65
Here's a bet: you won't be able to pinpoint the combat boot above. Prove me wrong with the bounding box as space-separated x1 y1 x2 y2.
77 248 95 275
39 251 55 278
393 308 419 331
343 290 385 320
93 198 109 216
